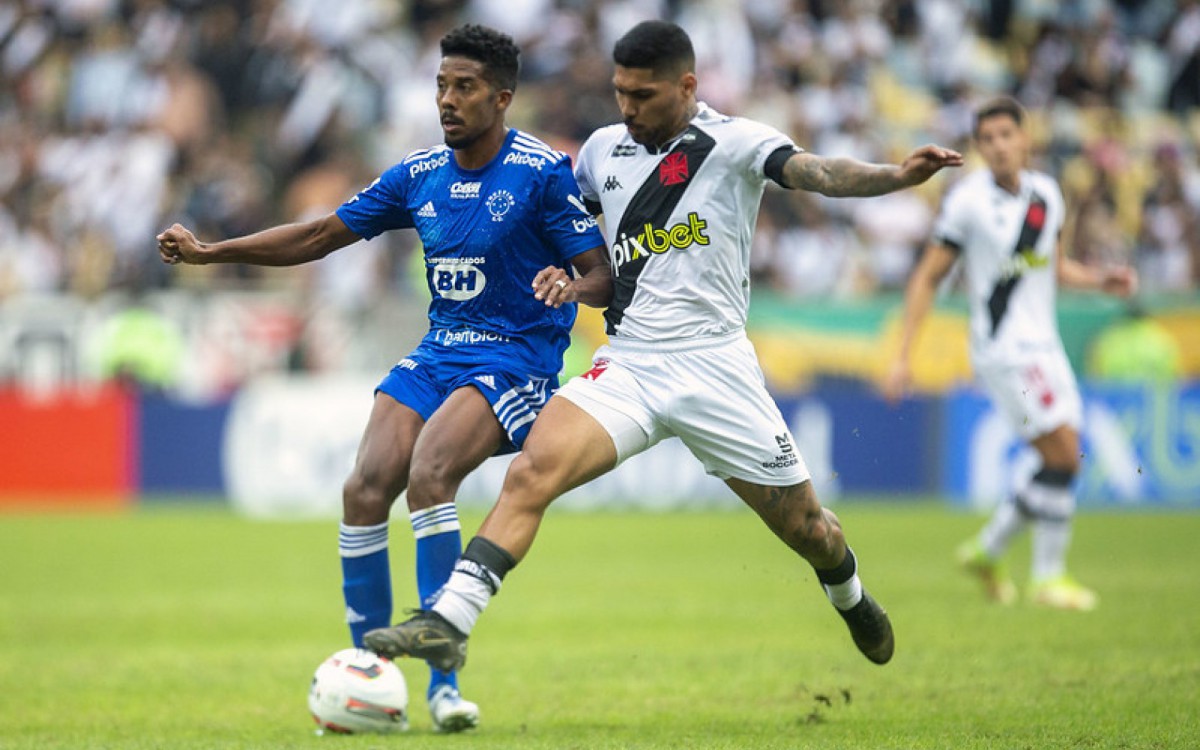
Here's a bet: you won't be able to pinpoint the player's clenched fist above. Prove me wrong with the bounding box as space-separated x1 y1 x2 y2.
157 223 205 265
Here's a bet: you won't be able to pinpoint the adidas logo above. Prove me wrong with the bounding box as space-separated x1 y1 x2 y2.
417 201 437 218
474 374 496 390
345 606 367 624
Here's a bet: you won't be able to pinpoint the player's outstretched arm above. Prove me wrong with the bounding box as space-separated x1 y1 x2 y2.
1056 248 1138 298
882 242 958 404
782 145 963 197
532 246 613 309
157 213 361 267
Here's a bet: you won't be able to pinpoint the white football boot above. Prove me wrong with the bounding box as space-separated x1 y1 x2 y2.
429 685 479 733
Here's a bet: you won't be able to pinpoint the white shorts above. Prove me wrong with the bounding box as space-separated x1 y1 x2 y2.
974 346 1083 440
556 331 810 486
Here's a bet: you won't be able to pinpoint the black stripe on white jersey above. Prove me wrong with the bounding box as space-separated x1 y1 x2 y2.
986 190 1047 338
604 126 717 335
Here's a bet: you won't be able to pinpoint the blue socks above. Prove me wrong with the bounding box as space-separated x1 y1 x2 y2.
411 503 463 698
338 521 392 648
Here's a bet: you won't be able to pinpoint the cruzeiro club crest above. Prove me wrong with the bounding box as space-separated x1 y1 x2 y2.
486 189 514 222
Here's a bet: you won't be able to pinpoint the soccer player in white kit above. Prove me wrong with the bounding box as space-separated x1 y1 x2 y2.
365 20 962 675
884 97 1137 611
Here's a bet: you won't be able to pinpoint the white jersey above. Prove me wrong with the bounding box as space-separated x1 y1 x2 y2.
575 103 795 342
932 169 1067 363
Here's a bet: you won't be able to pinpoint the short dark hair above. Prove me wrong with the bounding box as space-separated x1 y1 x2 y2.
613 20 695 76
440 24 520 92
974 96 1025 136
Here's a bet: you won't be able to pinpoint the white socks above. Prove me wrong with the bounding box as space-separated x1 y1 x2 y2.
431 572 493 636
1026 479 1075 581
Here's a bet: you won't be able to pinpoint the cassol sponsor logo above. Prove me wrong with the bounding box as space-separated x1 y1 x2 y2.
611 212 710 274
450 181 482 199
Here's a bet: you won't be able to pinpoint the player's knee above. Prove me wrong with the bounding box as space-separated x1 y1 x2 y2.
406 457 459 511
501 453 558 512
342 468 398 524
787 510 829 555
771 484 834 553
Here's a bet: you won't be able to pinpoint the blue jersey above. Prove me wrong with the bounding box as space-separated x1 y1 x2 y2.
336 129 604 376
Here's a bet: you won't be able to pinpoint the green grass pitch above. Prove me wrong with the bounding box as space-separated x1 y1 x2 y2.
1 501 1198 749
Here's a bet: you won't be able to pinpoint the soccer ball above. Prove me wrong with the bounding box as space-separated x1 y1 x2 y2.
308 648 408 734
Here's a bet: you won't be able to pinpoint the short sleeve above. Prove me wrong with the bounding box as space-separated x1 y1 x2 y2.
931 182 971 252
741 118 799 183
574 134 602 204
335 164 414 240
541 156 606 262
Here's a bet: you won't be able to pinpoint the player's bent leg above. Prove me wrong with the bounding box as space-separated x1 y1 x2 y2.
729 479 893 665
405 387 506 730
475 394 620 561
366 396 621 668
727 479 845 568
340 394 423 647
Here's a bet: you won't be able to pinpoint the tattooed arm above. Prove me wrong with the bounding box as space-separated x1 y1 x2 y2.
781 145 963 197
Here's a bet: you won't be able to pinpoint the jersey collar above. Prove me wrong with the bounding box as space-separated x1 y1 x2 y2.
643 102 710 155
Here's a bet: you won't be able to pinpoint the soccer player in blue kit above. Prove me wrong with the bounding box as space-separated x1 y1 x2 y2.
364 20 961 684
157 24 610 732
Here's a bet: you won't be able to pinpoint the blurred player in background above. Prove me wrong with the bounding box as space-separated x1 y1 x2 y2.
884 96 1137 611
157 24 610 730
364 20 961 677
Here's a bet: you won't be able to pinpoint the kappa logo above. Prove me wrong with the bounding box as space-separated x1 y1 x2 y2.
659 152 689 186
603 175 623 192
611 144 637 157
417 201 437 218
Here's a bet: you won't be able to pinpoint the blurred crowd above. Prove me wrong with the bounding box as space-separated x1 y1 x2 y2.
1 0 1199 310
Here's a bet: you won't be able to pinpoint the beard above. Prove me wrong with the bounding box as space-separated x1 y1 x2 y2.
443 125 481 151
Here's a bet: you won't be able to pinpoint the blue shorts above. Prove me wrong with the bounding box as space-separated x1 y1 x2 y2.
376 338 558 454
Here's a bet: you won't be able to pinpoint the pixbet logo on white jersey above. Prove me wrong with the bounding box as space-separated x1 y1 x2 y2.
450 181 482 199
503 152 546 170
610 212 711 275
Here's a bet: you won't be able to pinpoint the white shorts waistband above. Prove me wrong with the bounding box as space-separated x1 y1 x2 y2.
604 329 746 354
